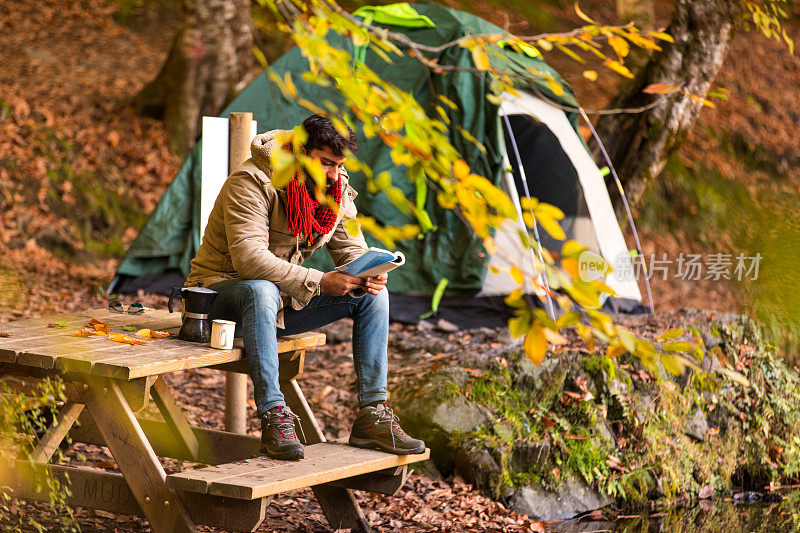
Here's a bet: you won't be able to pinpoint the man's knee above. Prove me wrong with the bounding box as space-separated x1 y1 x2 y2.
358 288 389 316
241 280 281 314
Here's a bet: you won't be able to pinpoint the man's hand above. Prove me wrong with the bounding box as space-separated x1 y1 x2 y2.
320 271 363 296
320 271 388 296
363 273 388 295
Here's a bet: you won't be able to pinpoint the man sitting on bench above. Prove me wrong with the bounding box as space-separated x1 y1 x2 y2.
186 114 425 460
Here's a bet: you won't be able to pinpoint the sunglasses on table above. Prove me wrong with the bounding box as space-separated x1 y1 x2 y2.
108 301 146 314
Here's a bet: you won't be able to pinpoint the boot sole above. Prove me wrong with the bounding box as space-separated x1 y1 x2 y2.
348 437 425 455
260 445 304 460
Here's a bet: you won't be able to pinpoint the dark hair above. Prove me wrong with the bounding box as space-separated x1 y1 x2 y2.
302 114 357 157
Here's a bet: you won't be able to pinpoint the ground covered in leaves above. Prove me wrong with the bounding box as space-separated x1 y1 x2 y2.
2 318 548 532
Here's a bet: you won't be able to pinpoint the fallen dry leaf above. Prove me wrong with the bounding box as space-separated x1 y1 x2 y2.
86 317 110 333
0 332 10 338
135 328 170 338
68 328 106 337
108 333 148 346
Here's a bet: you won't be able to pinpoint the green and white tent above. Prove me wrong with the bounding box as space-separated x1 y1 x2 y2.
109 1 645 326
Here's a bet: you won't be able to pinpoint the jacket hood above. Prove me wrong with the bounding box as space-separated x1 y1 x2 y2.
250 129 291 175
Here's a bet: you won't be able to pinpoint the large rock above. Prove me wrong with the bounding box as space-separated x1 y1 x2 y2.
511 477 612 520
684 408 709 441
394 368 491 471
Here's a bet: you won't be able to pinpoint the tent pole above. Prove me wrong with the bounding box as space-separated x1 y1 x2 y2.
578 108 655 314
502 114 557 320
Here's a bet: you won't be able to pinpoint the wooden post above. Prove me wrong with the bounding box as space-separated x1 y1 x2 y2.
225 112 253 435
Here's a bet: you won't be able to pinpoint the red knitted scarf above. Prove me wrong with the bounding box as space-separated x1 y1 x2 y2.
285 165 342 241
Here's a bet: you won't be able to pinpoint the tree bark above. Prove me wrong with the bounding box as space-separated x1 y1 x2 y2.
134 0 254 156
592 0 745 206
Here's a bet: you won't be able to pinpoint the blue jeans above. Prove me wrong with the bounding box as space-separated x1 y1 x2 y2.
208 279 389 418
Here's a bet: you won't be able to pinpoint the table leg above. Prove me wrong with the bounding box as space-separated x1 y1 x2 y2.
225 371 248 434
29 402 84 463
280 378 325 444
151 376 200 460
78 376 196 533
282 379 371 533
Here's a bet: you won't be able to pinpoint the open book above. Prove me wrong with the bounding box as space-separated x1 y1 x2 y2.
336 247 406 278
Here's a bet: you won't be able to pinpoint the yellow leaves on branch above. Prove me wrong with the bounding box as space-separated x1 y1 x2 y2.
607 35 630 59
510 266 524 285
604 59 634 79
452 159 470 180
471 47 490 71
574 2 597 25
524 324 548 365
642 83 678 95
520 201 565 240
642 83 717 108
523 324 567 365
648 31 674 43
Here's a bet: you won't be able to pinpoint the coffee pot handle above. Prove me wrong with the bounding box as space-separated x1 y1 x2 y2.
168 287 183 313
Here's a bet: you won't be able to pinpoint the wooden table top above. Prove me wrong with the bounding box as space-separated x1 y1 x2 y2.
0 309 325 380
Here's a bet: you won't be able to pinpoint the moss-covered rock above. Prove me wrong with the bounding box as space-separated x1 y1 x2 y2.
393 313 800 520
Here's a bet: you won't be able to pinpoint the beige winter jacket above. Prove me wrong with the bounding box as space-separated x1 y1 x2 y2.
186 130 369 327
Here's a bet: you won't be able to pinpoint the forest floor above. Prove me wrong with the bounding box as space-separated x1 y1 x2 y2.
1 0 799 530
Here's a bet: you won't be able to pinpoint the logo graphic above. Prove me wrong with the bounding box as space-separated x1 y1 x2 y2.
578 251 608 282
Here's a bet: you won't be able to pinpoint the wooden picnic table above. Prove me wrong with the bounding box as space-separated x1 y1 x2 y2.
0 308 428 532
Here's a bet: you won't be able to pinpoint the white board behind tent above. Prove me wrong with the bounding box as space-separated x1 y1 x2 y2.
200 117 258 238
492 91 643 303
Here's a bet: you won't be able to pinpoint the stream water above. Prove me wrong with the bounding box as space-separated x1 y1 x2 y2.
547 491 800 532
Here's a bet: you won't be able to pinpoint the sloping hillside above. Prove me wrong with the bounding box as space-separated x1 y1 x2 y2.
1 0 798 319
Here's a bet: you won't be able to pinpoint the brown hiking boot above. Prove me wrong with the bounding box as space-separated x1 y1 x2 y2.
349 403 425 455
261 405 304 460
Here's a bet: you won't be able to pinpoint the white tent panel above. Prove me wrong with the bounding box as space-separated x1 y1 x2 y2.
498 92 642 302
200 117 258 238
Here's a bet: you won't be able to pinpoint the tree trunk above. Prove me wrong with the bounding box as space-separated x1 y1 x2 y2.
592 0 744 206
134 0 254 156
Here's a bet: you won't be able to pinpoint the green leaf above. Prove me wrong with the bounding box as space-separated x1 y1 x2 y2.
662 341 695 353
419 278 449 319
719 367 751 387
123 325 137 332
508 311 530 338
555 43 584 63
660 353 686 376
556 311 581 329
656 327 685 341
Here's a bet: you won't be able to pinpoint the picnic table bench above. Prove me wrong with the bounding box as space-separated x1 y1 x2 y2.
0 308 428 532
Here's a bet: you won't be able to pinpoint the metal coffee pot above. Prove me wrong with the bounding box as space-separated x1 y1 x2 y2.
168 283 218 343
